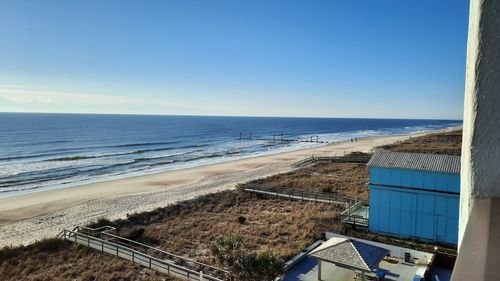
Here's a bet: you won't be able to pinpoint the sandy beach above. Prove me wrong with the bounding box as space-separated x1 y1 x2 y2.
0 132 435 247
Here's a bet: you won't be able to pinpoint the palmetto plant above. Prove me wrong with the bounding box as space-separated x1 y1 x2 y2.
211 233 245 269
234 251 284 281
211 234 284 280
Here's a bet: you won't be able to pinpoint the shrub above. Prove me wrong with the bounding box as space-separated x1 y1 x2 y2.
321 185 332 193
35 238 69 253
234 251 284 281
87 218 115 229
237 216 246 224
211 233 244 268
125 228 145 241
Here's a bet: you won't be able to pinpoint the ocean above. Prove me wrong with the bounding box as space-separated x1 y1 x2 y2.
0 113 462 198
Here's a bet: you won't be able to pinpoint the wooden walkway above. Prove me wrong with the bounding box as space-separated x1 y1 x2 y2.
240 184 359 206
291 155 371 168
59 226 231 281
340 202 369 227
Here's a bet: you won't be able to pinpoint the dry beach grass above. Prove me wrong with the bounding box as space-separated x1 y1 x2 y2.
250 160 370 202
0 239 173 281
379 129 462 155
112 191 343 264
0 133 423 248
0 129 461 280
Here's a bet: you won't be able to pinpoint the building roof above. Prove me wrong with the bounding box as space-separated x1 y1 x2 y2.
367 150 461 174
309 237 389 272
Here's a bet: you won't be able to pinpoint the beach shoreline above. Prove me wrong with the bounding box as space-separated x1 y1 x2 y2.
0 129 456 247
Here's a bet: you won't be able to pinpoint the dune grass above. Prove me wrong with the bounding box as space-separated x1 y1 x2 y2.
0 130 461 280
110 191 345 266
0 238 175 281
379 129 462 155
248 161 370 202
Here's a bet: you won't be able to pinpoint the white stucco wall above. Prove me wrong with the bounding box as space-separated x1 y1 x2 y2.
460 0 500 246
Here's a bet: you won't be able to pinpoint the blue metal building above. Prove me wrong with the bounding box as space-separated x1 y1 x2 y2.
367 150 461 245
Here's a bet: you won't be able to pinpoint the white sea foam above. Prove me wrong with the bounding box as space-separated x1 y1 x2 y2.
0 122 461 198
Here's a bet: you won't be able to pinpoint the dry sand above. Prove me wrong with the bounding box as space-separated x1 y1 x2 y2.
0 132 432 247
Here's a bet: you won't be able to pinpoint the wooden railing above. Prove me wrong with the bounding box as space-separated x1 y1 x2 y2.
340 202 369 227
240 183 359 205
291 155 371 168
59 227 231 281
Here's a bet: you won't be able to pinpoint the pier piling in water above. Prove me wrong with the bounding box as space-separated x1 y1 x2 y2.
238 132 328 144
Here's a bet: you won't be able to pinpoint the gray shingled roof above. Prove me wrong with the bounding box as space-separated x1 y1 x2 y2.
367 150 461 174
309 237 389 272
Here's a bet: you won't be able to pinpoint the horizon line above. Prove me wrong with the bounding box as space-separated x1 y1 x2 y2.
0 111 463 121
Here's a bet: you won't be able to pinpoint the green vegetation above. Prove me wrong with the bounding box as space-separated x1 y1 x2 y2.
211 233 245 269
234 251 284 281
211 234 284 281
321 185 333 193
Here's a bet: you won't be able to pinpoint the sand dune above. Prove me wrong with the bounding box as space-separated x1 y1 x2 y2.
0 132 434 247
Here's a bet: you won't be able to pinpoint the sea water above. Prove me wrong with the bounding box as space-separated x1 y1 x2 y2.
0 113 461 198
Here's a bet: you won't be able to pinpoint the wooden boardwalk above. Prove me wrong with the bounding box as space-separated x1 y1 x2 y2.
340 202 369 227
291 155 371 168
59 226 231 281
240 184 359 206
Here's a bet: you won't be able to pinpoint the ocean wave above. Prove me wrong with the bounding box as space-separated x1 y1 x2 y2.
44 145 207 162
44 151 146 162
0 119 462 196
0 152 69 162
0 169 85 189
181 144 208 149
97 141 181 149
8 140 71 147
0 141 196 162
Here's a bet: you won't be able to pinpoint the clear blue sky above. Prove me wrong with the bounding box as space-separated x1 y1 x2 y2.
0 0 469 119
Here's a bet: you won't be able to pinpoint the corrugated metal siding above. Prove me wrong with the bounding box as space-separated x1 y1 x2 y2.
367 150 461 174
368 185 459 245
370 167 461 193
